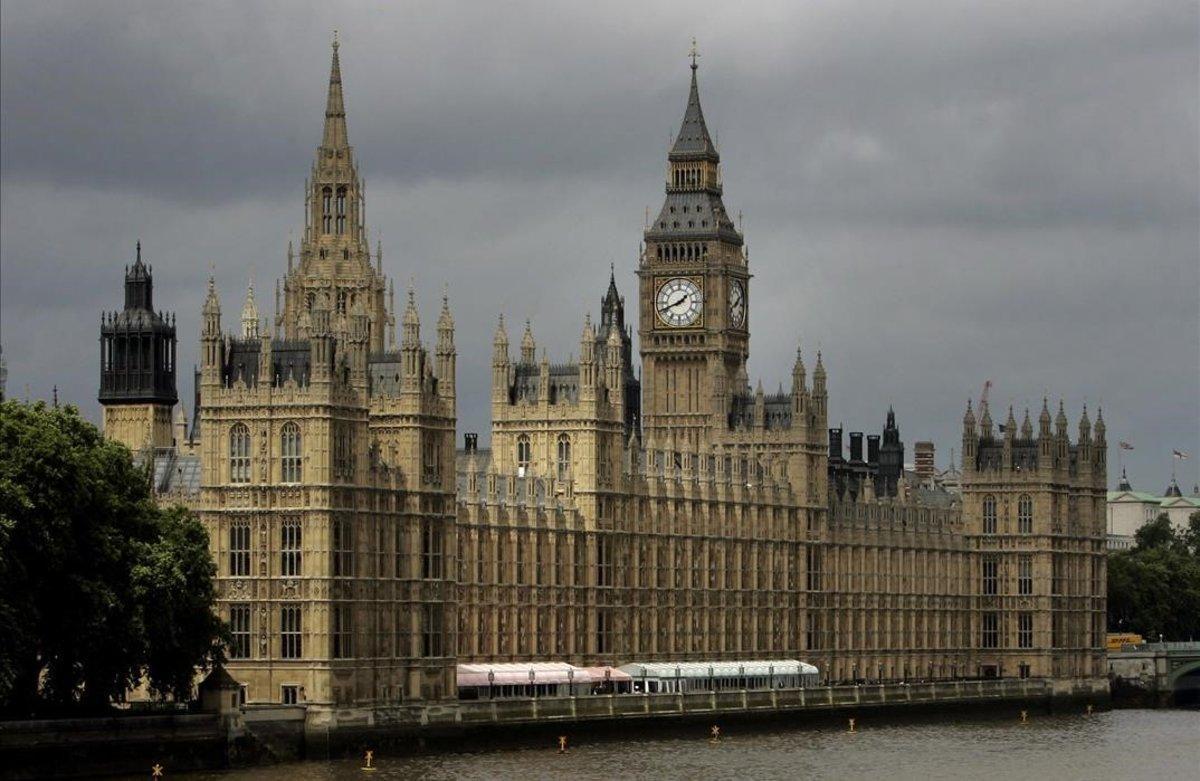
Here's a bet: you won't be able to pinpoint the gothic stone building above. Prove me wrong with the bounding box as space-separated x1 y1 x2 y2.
99 42 1107 713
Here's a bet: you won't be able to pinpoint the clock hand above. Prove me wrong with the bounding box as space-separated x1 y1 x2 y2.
660 294 688 313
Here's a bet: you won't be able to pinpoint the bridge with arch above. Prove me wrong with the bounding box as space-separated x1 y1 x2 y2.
1109 641 1200 707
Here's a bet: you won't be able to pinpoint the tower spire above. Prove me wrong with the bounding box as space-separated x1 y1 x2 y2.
671 44 717 158
322 32 349 150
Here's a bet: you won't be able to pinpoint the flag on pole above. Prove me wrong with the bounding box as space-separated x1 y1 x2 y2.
1119 442 1134 450
1173 450 1190 460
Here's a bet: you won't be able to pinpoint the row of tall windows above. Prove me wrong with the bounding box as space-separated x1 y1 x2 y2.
1018 612 1034 649
1018 555 1033 595
230 425 251 483
281 521 302 577
979 612 1035 650
280 606 302 658
655 242 709 262
981 612 999 648
557 435 571 480
333 518 354 577
982 556 998 596
229 604 251 658
422 604 444 657
981 493 1035 534
228 423 304 484
516 435 531 475
230 523 251 577
333 425 355 480
320 186 348 234
421 520 444 580
423 437 441 483
513 434 572 479
231 520 306 577
281 423 302 482
333 604 353 658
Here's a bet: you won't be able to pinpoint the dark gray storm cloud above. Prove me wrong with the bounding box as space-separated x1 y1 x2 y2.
2 0 1197 490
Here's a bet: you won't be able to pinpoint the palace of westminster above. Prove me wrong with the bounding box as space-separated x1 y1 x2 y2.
96 41 1108 711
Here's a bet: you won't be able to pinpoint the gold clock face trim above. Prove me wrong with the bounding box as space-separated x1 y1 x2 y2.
729 279 746 328
655 277 703 328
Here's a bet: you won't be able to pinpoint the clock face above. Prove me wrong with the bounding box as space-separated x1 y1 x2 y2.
656 277 703 327
729 280 745 328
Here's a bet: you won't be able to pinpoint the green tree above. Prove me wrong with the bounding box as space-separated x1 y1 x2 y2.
0 400 224 716
1182 511 1200 557
1134 513 1180 551
134 506 228 702
1107 512 1200 641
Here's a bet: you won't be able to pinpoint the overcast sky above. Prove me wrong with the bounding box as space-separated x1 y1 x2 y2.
2 0 1197 491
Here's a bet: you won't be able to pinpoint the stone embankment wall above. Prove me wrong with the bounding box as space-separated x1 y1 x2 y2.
1 678 1110 777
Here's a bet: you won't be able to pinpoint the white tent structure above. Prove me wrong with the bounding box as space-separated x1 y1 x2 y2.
618 659 819 694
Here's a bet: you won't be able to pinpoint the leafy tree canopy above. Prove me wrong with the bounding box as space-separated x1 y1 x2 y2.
0 401 225 716
1107 511 1200 642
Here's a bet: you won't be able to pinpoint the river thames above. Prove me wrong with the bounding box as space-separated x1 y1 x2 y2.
172 708 1196 780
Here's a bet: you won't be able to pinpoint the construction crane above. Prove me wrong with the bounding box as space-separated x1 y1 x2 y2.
979 379 992 411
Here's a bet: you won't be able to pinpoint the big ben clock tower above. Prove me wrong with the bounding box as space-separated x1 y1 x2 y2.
638 50 749 450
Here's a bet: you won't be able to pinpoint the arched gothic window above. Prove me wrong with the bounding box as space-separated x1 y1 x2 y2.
556 434 571 481
516 435 531 477
982 494 997 534
1018 494 1033 534
281 423 302 483
335 187 347 234
229 424 250 484
321 187 332 233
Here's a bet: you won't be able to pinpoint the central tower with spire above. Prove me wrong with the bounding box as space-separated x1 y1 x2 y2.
196 36 458 712
638 51 748 450
277 36 392 351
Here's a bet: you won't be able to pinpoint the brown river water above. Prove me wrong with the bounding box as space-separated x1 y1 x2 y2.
153 708 1198 780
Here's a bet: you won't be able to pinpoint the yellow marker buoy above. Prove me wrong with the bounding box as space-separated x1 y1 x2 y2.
710 724 721 743
151 764 164 779
558 735 568 754
361 749 376 772
848 718 856 733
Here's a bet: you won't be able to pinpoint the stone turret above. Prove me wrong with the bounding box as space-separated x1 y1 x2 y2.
520 320 536 365
492 315 509 403
100 242 179 452
241 281 259 338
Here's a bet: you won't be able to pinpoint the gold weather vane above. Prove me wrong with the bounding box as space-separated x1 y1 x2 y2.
689 38 700 69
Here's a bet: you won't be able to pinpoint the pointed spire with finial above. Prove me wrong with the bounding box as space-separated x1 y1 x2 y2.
322 31 349 150
203 274 220 315
520 319 536 364
401 282 419 347
670 38 718 158
437 285 454 335
241 280 259 338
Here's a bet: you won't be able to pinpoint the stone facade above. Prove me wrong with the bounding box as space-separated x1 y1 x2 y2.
192 41 457 710
960 400 1108 680
100 41 1107 712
